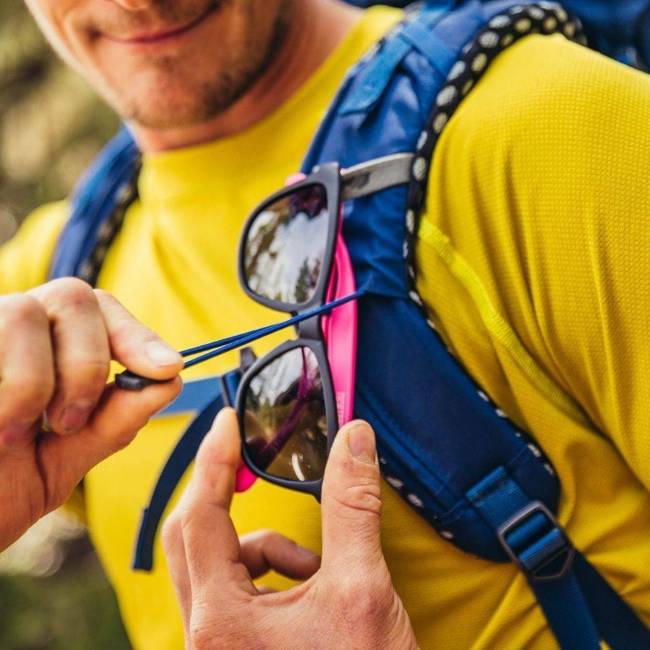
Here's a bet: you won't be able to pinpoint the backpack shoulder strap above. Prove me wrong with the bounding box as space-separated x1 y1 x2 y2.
302 2 650 647
48 126 140 284
560 0 650 68
46 127 244 572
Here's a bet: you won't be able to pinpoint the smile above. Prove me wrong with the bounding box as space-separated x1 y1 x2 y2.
102 3 221 46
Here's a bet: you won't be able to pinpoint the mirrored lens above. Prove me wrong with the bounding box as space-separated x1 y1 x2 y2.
244 184 329 305
243 346 328 482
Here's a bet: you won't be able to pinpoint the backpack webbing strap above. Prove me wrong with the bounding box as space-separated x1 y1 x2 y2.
468 468 650 649
49 126 141 283
132 369 241 571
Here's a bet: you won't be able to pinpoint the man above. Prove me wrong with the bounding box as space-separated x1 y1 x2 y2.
1 0 650 647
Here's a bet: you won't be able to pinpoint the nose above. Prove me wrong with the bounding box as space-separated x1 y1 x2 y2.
110 0 155 10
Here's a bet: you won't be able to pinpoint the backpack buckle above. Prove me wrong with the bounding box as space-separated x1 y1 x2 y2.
497 501 575 582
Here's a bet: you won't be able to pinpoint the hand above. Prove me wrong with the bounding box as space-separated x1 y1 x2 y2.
0 279 183 550
163 409 419 650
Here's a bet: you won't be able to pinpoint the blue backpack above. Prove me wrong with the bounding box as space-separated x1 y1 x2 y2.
49 2 650 648
348 0 650 67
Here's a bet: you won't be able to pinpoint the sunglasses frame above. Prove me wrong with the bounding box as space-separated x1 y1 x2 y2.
235 163 344 498
235 337 337 499
237 162 341 321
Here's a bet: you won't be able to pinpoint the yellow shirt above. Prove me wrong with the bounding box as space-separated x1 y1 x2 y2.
2 8 650 649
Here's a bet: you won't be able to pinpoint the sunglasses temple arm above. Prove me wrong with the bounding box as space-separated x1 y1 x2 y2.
182 290 364 369
115 290 365 391
181 288 365 357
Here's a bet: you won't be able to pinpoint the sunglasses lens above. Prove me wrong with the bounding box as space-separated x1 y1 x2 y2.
242 346 329 483
244 184 329 306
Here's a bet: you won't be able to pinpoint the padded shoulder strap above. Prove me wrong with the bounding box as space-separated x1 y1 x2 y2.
302 2 650 647
560 0 650 68
48 126 140 284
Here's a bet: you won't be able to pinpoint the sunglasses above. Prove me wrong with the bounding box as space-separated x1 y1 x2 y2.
117 153 413 499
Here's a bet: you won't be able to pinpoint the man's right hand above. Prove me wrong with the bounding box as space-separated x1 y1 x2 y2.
0 278 183 551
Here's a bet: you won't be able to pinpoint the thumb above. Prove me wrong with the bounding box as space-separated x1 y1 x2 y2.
320 420 384 574
38 378 182 510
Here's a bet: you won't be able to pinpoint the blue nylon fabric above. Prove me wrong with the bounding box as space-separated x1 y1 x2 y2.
302 0 497 297
49 126 140 279
571 552 650 648
344 0 650 69
340 3 454 115
528 564 602 650
468 468 650 648
560 0 650 65
132 369 240 571
303 0 561 561
354 297 559 561
158 376 223 416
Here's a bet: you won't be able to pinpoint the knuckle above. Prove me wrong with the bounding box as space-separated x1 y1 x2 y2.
99 421 141 454
47 278 97 315
179 505 199 537
332 480 382 518
252 528 282 546
0 372 53 411
0 293 46 328
64 359 109 396
161 514 182 553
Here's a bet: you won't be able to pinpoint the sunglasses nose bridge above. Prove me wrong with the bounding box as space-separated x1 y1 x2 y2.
296 313 323 341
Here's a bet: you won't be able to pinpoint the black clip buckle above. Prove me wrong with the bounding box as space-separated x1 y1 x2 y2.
497 501 575 582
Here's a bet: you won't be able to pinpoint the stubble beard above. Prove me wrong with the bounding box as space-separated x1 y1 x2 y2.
118 2 294 130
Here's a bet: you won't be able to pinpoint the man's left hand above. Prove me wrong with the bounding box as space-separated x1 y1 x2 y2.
162 409 418 650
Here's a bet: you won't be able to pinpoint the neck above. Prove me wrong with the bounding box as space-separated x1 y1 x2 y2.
131 0 362 153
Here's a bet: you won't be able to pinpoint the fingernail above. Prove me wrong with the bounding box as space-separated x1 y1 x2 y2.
60 401 93 433
146 341 182 367
348 422 377 465
295 544 320 562
0 421 33 447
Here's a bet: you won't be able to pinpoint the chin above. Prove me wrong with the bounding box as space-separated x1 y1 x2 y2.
109 73 224 130
126 98 212 130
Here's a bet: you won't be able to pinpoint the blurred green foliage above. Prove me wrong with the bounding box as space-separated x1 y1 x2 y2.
0 538 130 650
0 0 118 241
0 2 130 648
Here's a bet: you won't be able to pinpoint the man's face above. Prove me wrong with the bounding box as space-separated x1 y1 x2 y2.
25 0 294 130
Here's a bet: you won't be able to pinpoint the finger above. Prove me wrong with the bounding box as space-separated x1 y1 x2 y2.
36 377 182 511
240 530 320 580
28 279 110 435
0 294 54 447
179 408 257 598
94 290 183 380
161 511 193 640
320 420 384 575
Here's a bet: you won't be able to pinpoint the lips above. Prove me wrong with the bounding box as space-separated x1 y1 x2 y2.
102 3 220 45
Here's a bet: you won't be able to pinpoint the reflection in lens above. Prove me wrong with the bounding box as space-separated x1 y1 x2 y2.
243 346 328 482
244 184 328 305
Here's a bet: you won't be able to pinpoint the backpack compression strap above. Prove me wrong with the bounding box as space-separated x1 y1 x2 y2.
132 369 241 571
